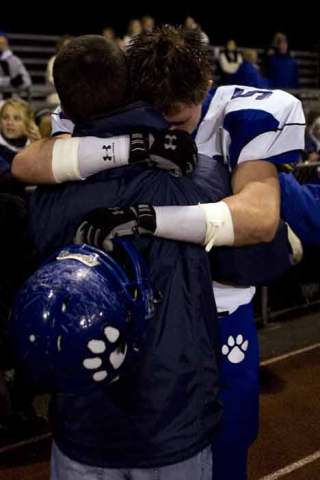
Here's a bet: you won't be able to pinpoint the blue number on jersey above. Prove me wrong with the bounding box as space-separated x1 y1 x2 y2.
231 87 273 101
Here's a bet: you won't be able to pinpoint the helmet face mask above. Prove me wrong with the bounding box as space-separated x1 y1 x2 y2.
11 239 155 394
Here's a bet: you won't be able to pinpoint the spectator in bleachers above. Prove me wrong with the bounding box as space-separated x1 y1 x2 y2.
218 39 243 84
141 15 155 33
304 112 320 162
261 32 286 77
122 19 142 49
0 33 32 100
102 26 116 42
46 35 73 106
0 98 40 192
266 32 287 57
102 26 125 50
233 48 270 88
266 34 299 89
183 16 210 44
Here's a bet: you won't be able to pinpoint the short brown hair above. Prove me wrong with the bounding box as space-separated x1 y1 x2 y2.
53 35 129 123
127 25 212 114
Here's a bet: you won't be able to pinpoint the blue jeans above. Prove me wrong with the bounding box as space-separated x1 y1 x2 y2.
51 442 212 480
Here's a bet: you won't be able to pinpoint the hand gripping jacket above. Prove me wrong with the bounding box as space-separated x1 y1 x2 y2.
11 239 155 394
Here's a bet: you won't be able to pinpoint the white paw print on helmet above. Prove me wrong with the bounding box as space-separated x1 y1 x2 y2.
83 326 127 383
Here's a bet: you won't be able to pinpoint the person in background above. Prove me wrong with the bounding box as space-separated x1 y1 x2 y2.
122 19 142 49
46 35 73 106
218 39 243 84
183 16 210 44
0 98 40 192
304 112 320 162
266 32 287 57
102 26 116 42
266 33 299 89
233 48 269 88
0 33 32 100
141 15 155 33
102 26 125 50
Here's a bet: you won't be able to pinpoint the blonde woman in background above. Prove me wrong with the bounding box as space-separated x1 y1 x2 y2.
0 98 40 190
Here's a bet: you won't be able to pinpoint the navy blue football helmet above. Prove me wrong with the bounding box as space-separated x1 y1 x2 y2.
11 239 155 394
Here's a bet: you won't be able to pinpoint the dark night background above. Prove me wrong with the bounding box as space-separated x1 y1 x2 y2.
0 2 316 50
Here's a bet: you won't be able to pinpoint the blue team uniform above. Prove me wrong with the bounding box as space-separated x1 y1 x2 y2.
195 85 305 479
280 172 320 245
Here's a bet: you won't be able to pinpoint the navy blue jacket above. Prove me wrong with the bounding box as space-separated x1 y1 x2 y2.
0 144 26 197
267 53 299 89
30 103 223 468
233 61 270 89
0 144 14 177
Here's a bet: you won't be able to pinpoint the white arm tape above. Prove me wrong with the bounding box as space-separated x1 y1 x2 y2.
78 135 130 179
199 201 235 251
52 138 81 183
286 223 303 265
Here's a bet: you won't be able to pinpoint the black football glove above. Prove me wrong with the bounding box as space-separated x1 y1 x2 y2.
128 132 149 163
128 130 198 176
74 205 156 251
148 129 198 176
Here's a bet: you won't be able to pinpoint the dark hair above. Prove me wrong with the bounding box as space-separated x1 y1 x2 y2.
53 35 129 123
127 25 212 114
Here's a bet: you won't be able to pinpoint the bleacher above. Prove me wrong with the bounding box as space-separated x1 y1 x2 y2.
7 33 58 84
293 50 320 89
4 33 320 113
4 33 59 108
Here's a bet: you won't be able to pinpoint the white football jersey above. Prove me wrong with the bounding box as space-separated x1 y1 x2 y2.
196 85 305 169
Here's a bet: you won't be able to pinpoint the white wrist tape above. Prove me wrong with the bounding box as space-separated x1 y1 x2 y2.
78 136 130 179
199 201 234 251
52 136 130 183
52 138 81 183
154 205 206 244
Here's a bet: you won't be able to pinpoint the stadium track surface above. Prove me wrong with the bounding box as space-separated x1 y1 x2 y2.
0 310 319 480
